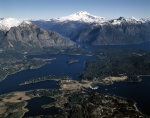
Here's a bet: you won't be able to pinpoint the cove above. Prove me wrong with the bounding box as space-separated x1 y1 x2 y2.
24 97 59 117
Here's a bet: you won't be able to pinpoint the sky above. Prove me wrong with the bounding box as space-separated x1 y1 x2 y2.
0 0 150 19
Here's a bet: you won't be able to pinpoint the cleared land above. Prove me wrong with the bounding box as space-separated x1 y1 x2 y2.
0 106 7 115
61 80 92 90
2 92 31 103
102 76 127 85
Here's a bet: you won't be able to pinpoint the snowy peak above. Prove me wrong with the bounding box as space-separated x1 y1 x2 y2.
111 16 148 25
0 18 32 31
0 18 23 31
74 11 90 16
53 11 106 23
30 11 149 25
19 21 32 27
117 17 126 20
129 17 147 23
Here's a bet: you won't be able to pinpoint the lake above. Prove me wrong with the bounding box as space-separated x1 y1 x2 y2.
0 41 150 116
0 54 96 95
24 97 59 117
78 40 150 51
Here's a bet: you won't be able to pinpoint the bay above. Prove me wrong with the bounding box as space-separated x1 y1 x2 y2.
24 97 59 117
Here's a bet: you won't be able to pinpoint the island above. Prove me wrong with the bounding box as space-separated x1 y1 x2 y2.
67 59 78 64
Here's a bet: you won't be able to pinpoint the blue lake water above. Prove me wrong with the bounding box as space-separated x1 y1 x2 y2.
88 76 150 116
78 41 150 51
24 97 59 117
0 54 96 95
0 41 150 116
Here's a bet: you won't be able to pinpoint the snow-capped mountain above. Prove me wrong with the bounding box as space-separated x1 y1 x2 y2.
31 11 150 25
52 11 106 23
1 11 150 47
30 11 109 36
31 11 107 24
29 11 150 45
70 15 150 45
110 17 148 25
0 18 74 53
0 18 31 31
1 12 149 32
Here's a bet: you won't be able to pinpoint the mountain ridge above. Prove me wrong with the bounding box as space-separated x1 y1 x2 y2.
1 11 150 46
0 21 74 53
30 11 149 24
1 11 150 31
70 21 150 45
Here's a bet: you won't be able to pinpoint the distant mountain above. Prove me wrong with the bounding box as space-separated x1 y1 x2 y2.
30 11 107 36
51 11 106 23
1 12 150 47
70 18 150 45
30 11 150 45
31 11 106 23
110 17 148 25
0 20 74 53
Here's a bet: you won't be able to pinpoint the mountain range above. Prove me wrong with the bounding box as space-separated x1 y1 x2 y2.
30 11 150 45
0 11 150 51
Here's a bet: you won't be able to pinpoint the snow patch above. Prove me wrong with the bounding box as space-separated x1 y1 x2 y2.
9 41 13 47
111 16 148 25
0 18 32 31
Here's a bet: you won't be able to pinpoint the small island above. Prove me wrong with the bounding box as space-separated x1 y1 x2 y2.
67 59 78 64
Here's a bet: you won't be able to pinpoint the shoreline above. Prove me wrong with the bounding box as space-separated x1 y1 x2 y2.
103 93 148 117
139 75 150 77
0 62 49 83
21 101 29 118
133 103 148 117
0 88 149 117
0 91 31 118
105 93 150 117
19 79 57 86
